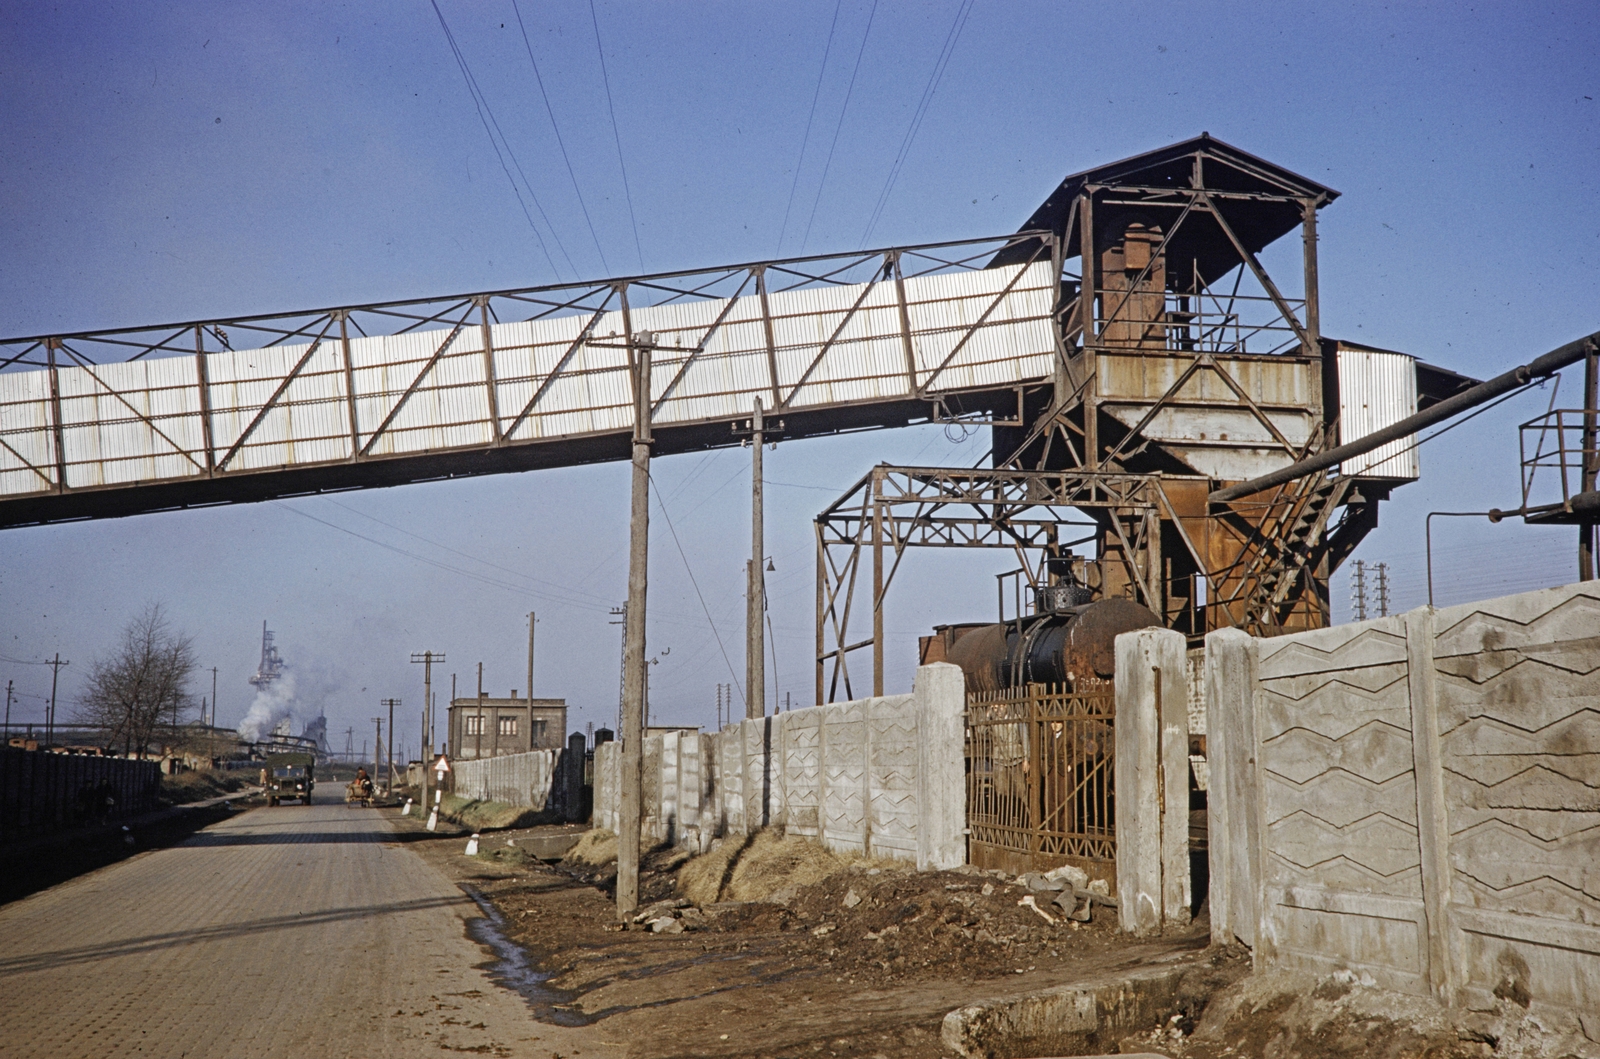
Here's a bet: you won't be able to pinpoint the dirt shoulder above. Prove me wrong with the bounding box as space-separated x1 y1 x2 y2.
395 810 1234 1059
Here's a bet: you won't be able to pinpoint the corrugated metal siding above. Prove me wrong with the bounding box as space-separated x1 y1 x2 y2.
0 262 1055 499
1337 348 1420 480
0 367 55 495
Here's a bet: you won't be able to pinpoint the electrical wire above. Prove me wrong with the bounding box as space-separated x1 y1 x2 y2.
1374 380 1541 465
317 496 618 606
799 0 878 255
430 0 574 279
275 501 612 613
775 0 844 257
859 0 976 247
587 0 645 272
510 0 611 275
649 473 745 701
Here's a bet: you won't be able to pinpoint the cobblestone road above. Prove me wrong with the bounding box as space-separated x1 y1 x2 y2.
0 792 614 1058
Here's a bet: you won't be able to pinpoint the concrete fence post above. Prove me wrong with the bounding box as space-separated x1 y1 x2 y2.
1203 627 1260 949
914 662 966 870
1115 627 1191 935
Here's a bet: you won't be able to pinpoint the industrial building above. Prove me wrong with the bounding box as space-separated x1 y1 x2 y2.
446 691 567 761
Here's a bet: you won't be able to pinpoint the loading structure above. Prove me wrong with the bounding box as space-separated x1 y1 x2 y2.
815 135 1478 700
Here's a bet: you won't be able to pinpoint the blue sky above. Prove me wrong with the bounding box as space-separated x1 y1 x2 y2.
1 1 1595 748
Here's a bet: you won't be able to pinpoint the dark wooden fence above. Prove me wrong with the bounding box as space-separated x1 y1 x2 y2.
0 746 161 842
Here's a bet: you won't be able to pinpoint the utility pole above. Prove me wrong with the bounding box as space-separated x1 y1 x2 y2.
475 661 485 761
410 651 444 817
609 605 626 735
1581 343 1598 580
381 698 400 792
527 611 537 702
617 326 655 919
45 653 68 748
1350 559 1368 621
210 666 218 728
1374 562 1391 618
746 396 766 719
4 679 12 741
372 716 383 778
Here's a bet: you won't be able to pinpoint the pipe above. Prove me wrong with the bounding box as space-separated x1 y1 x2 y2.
1489 489 1600 523
1210 330 1600 504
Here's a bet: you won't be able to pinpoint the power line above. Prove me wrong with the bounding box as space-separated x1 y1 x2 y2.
317 496 615 606
775 0 844 257
274 501 610 613
649 473 744 702
587 0 645 272
429 0 572 278
1350 558 1368 621
859 0 976 247
510 0 611 275
799 0 878 255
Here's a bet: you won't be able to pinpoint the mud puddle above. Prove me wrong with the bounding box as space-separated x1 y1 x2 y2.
462 884 592 1026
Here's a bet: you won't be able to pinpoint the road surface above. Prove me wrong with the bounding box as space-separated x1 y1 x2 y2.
0 789 609 1058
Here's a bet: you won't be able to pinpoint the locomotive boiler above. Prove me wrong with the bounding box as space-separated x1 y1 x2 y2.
923 578 1162 693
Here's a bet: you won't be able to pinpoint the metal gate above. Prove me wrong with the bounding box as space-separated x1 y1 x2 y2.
965 684 1115 882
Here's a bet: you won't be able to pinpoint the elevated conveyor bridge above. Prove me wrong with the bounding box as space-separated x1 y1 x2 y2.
0 233 1059 528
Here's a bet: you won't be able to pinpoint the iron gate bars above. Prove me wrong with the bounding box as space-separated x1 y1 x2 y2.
965 684 1116 878
813 465 1193 703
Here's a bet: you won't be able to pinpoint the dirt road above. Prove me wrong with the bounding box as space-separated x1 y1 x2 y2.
0 791 614 1059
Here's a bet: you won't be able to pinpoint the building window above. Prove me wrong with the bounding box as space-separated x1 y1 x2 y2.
498 716 518 737
464 715 483 735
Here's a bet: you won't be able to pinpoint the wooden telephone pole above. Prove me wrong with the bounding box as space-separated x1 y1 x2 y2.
410 651 444 812
746 397 765 719
381 698 400 792
617 326 654 919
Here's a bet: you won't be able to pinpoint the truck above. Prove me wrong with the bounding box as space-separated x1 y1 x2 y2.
262 752 315 806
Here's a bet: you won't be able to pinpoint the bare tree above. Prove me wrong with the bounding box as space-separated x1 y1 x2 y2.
76 604 198 759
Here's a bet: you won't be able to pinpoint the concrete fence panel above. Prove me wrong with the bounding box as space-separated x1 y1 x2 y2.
452 749 559 811
1203 581 1600 1030
587 663 967 869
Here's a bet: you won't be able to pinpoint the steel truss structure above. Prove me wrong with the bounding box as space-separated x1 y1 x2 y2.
0 233 1061 528
815 465 1200 701
814 136 1451 697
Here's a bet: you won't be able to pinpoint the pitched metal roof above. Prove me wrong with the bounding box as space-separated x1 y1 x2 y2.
992 133 1339 285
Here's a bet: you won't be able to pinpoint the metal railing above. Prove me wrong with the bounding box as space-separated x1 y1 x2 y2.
1518 408 1600 519
964 684 1115 879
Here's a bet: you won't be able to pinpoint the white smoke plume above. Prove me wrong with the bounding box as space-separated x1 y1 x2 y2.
238 671 297 743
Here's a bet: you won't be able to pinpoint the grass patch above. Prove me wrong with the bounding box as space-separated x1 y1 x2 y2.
563 828 618 867
475 844 533 867
436 793 548 831
678 829 901 905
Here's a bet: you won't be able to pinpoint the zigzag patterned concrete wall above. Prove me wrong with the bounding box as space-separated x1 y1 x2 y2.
1205 582 1600 1032
591 664 965 869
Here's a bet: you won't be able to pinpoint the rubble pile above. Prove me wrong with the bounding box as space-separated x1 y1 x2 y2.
603 858 1124 986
